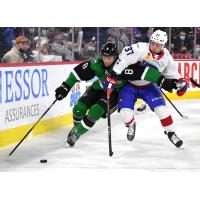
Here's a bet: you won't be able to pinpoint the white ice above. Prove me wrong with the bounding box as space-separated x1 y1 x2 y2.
1 99 200 171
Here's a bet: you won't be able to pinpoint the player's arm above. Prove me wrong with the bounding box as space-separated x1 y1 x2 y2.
120 62 162 83
161 55 188 95
55 61 96 100
113 44 141 75
119 62 180 93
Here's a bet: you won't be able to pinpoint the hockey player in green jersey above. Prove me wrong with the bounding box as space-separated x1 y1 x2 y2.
55 43 126 147
55 42 179 147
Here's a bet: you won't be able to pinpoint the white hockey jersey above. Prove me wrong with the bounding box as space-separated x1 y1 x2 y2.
113 42 180 86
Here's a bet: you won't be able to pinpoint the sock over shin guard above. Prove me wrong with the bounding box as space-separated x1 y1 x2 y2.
154 105 175 132
75 104 106 136
73 101 88 126
120 108 135 126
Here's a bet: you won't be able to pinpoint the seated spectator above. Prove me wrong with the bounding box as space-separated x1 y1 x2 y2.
107 28 118 44
24 40 34 62
34 36 49 48
170 43 175 54
172 46 193 59
118 28 130 52
2 36 29 63
50 33 72 60
32 41 52 62
3 28 15 52
180 46 188 54
195 44 200 59
82 37 97 60
132 27 143 43
174 30 192 53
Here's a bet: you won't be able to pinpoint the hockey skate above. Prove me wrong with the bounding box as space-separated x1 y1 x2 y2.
65 127 79 147
137 104 147 112
164 131 183 148
127 123 136 141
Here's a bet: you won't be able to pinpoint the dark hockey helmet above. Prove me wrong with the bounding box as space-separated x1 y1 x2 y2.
101 42 118 56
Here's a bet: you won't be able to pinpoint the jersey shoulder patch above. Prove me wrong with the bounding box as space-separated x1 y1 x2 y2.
90 57 101 64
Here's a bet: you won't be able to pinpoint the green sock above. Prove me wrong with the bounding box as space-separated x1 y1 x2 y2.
75 123 89 137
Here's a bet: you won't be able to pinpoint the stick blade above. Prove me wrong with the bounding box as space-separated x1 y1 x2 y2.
190 77 200 88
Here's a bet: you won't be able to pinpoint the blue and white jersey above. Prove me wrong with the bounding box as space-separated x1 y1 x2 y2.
113 42 180 86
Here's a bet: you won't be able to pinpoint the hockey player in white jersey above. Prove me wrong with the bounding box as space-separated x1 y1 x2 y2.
112 30 188 148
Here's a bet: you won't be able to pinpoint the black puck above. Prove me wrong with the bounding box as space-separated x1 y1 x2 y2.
40 159 47 163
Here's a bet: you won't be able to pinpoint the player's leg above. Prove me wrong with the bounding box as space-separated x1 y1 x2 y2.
118 83 137 141
67 102 105 147
75 102 106 137
67 91 119 147
66 87 103 146
141 84 183 148
72 86 101 127
74 91 119 136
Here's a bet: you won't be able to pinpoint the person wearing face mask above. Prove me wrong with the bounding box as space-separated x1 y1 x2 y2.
82 39 97 60
174 31 191 53
2 36 28 63
24 40 34 62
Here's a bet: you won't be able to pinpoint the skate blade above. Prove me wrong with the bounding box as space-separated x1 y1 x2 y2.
64 143 72 148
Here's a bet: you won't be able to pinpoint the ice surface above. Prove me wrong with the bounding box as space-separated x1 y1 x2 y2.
1 99 200 171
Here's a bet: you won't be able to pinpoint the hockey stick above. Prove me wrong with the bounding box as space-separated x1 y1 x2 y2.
102 104 118 118
107 83 113 157
9 99 58 156
160 89 188 119
190 77 200 88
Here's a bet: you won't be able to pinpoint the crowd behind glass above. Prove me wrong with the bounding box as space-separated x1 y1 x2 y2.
0 27 199 64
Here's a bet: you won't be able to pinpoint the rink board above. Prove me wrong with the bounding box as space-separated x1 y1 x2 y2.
0 60 200 148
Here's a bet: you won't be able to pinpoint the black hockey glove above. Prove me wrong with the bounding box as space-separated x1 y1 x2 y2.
55 82 70 100
157 76 177 92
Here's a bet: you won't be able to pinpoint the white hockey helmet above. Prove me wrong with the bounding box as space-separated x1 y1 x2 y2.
150 30 168 45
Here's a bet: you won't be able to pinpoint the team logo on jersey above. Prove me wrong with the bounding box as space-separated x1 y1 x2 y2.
144 53 151 60
91 59 97 64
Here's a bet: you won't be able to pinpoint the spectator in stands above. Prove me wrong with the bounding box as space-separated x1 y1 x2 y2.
40 43 50 55
3 28 15 52
50 33 72 60
180 46 188 54
118 28 130 52
0 29 6 60
107 28 117 43
2 36 28 63
174 30 192 53
173 46 192 59
32 40 51 62
34 36 49 48
195 44 200 59
170 43 175 54
132 27 150 43
24 40 34 62
82 37 97 60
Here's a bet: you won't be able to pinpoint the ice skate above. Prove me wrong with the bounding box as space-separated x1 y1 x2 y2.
165 131 183 148
127 122 136 141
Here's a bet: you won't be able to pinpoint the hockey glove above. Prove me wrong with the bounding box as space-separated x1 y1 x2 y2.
103 75 117 91
55 82 70 100
176 78 188 96
157 76 177 92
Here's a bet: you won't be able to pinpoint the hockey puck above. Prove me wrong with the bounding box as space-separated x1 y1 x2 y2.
40 159 47 163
